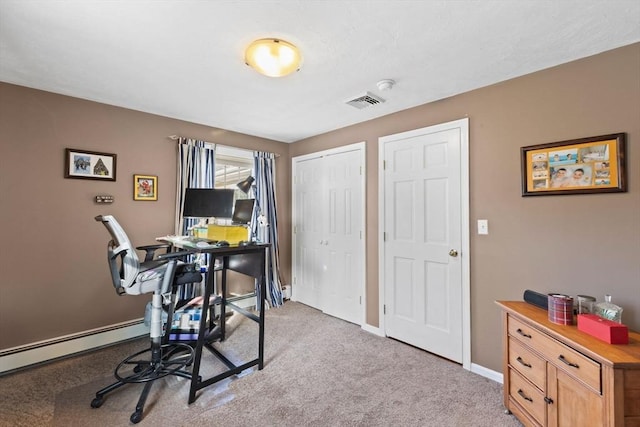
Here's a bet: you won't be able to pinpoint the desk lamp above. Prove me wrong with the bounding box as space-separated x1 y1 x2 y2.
236 176 254 195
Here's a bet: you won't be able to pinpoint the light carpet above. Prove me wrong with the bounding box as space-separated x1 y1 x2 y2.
0 301 521 426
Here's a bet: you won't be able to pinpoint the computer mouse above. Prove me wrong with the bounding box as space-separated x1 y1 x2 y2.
196 241 211 248
216 240 230 247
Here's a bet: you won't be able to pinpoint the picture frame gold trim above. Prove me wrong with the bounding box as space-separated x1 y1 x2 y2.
521 133 626 196
133 174 158 201
64 148 117 181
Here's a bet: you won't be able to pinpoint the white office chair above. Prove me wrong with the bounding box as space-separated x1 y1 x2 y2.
92 215 201 424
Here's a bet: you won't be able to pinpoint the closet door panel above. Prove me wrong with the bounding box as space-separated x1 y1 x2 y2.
322 150 363 324
293 157 324 309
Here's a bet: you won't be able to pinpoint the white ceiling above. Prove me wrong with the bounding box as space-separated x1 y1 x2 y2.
1 1 639 143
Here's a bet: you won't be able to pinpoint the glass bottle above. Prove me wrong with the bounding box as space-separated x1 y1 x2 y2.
577 295 596 315
594 295 623 323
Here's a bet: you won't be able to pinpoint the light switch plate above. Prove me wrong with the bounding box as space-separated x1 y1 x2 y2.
477 219 489 235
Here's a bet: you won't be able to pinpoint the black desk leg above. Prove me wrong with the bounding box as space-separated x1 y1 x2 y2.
258 273 265 370
188 257 214 404
220 256 228 340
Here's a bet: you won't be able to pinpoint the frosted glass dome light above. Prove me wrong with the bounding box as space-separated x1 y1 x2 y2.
245 38 302 77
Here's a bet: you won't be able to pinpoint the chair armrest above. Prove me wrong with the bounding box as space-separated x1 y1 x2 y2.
136 243 171 262
156 250 195 261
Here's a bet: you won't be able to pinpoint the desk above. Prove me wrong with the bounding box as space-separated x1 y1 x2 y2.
159 238 268 404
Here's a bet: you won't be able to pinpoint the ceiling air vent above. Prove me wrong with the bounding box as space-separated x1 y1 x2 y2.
345 91 386 109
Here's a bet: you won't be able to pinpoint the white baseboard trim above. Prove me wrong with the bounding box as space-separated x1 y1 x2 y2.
361 323 385 337
359 328 503 384
0 320 148 375
0 296 260 375
358 326 504 383
471 362 503 384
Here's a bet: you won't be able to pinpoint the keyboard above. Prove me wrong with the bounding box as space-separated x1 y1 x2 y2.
157 235 214 243
156 235 188 244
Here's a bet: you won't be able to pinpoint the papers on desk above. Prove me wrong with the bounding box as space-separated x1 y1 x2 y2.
157 235 215 249
156 235 190 244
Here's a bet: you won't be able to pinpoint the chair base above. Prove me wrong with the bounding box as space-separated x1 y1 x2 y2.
90 342 194 424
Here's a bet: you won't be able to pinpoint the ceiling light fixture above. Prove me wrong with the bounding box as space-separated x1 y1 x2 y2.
244 38 302 77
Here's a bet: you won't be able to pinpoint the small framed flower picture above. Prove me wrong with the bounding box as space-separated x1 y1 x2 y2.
133 174 158 201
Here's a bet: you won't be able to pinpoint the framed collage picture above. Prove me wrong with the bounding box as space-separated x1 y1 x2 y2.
521 133 626 196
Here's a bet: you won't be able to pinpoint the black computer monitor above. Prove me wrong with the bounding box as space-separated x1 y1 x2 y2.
232 199 255 225
182 188 234 218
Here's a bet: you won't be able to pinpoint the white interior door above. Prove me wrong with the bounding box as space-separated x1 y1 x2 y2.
321 150 363 324
292 156 324 309
292 143 365 325
380 119 469 365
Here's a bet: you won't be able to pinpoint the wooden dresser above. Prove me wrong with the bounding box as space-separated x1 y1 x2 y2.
496 301 640 427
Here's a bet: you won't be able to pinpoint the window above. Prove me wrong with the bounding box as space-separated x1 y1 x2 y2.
215 147 253 223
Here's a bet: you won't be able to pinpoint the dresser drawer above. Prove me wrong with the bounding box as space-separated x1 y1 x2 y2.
509 337 546 391
509 368 546 426
508 314 555 349
508 314 601 393
543 335 601 393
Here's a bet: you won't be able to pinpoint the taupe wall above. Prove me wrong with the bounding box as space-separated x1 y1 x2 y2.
290 43 640 371
0 84 291 350
1 43 638 374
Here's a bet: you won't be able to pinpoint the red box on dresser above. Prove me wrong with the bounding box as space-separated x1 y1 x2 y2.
577 313 629 344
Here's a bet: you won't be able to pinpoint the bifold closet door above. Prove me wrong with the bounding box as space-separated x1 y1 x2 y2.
320 150 363 325
293 147 364 325
293 157 324 310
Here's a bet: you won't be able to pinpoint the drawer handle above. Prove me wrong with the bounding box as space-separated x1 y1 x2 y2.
517 389 533 402
558 355 579 368
544 396 554 405
516 328 532 339
516 356 532 368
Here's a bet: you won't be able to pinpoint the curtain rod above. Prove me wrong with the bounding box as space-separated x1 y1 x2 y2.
167 135 280 157
167 135 214 144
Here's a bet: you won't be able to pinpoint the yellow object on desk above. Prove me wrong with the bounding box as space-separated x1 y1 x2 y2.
193 226 208 239
207 224 249 244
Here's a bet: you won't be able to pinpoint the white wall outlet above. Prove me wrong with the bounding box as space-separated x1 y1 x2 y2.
477 219 489 235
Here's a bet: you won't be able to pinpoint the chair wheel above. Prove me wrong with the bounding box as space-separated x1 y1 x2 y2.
90 397 104 408
130 410 142 424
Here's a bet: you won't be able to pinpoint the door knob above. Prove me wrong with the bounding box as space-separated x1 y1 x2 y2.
449 249 458 257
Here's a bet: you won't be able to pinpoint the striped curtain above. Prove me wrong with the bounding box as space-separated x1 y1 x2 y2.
174 139 215 300
174 138 216 236
252 152 284 307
